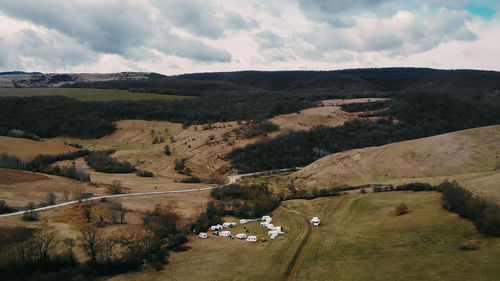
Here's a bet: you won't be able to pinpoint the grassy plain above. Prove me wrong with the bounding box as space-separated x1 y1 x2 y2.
0 136 78 160
0 88 190 101
287 193 500 281
107 191 500 281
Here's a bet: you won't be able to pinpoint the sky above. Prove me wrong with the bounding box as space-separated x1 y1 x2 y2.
0 0 499 74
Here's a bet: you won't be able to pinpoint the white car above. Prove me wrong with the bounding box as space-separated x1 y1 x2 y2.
236 233 247 239
199 232 208 239
246 235 257 242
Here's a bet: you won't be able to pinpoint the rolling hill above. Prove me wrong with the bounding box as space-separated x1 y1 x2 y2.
293 125 500 199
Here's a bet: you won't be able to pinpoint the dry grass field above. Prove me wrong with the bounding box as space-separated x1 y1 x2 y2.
0 136 78 161
105 191 500 281
0 171 104 207
294 125 500 197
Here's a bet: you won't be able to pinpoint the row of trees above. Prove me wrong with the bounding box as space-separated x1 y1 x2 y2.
0 151 91 182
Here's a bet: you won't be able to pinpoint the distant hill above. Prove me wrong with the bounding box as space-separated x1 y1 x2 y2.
0 71 42 75
293 125 500 189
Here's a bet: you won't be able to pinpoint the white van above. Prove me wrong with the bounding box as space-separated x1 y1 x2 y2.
261 215 272 222
268 230 278 239
210 224 223 231
219 231 232 237
266 223 275 230
223 222 236 228
246 235 257 242
199 232 208 239
236 233 247 239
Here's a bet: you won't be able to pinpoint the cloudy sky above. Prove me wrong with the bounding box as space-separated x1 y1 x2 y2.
0 0 499 74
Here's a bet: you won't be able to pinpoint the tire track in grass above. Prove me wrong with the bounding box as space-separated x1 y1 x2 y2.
282 203 312 281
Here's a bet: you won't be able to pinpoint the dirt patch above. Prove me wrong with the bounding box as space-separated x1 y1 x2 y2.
0 168 49 185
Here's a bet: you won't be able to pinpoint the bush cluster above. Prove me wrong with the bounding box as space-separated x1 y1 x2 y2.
85 151 135 173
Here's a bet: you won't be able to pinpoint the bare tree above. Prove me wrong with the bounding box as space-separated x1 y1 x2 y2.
22 201 39 221
45 192 56 205
80 225 103 265
33 219 56 265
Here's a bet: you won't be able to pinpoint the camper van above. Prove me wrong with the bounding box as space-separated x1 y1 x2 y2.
261 215 272 222
239 219 248 224
246 235 257 242
268 230 278 239
210 224 223 231
260 221 269 227
266 223 275 229
236 233 247 239
199 232 208 239
219 231 232 237
222 222 236 228
310 217 320 226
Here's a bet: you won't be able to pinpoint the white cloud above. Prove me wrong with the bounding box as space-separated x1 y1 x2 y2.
0 0 498 73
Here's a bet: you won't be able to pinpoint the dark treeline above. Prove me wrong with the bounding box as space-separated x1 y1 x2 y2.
371 181 500 237
227 93 500 172
439 181 500 236
0 150 91 182
0 91 337 139
340 100 390 112
84 150 135 173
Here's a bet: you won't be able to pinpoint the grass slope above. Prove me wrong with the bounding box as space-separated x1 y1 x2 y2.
294 125 500 190
0 88 189 101
0 136 78 160
285 192 500 281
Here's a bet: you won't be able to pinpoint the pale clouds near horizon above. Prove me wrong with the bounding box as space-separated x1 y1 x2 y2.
0 0 498 74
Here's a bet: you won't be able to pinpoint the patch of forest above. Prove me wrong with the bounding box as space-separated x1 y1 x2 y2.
227 93 500 172
0 91 355 139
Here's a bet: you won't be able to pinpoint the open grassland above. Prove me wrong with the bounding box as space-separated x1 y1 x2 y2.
108 205 308 281
0 170 104 207
107 191 500 281
0 88 190 101
0 136 77 161
0 168 49 185
285 193 500 281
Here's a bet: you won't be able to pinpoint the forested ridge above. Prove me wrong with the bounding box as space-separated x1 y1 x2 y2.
227 93 500 172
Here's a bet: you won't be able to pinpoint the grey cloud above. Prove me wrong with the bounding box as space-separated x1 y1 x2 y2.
153 0 225 39
150 28 231 63
0 0 153 54
297 0 394 27
224 10 259 31
302 8 477 58
255 31 286 50
0 28 97 71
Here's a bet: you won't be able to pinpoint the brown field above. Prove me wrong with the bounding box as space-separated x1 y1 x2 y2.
0 172 105 207
0 136 78 161
0 168 49 185
294 125 500 199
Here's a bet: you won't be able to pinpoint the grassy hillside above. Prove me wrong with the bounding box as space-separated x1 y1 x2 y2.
293 125 500 198
286 193 500 281
0 88 189 101
0 136 77 160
